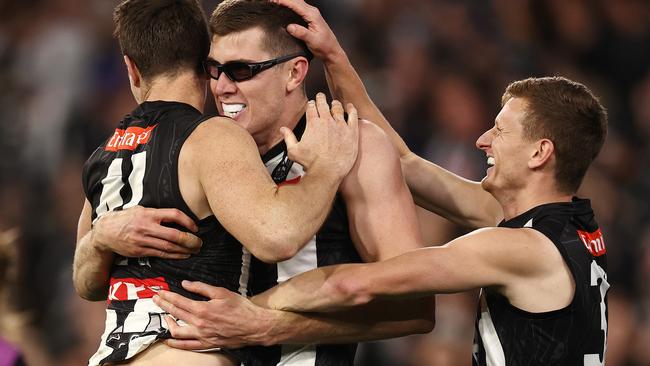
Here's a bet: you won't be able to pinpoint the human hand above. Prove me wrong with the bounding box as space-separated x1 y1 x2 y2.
153 281 276 349
271 0 345 63
93 206 201 259
281 93 359 180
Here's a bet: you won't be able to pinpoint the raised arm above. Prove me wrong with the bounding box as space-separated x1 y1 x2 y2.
273 0 502 228
186 95 359 263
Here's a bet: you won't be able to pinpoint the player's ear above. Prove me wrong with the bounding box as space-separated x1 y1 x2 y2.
124 55 141 88
528 138 554 169
285 56 309 93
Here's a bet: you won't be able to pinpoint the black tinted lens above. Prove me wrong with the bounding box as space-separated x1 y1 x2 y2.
224 62 254 81
205 61 221 79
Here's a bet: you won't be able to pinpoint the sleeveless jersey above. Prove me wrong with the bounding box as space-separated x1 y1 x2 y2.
240 116 362 366
82 101 247 365
473 198 609 366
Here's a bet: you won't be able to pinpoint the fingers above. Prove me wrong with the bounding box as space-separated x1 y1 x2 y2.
140 248 190 260
286 23 310 41
164 338 206 351
281 126 299 151
163 316 208 350
271 0 315 20
137 236 196 257
154 290 200 325
181 280 228 300
346 103 359 138
315 93 331 120
153 226 202 252
152 208 199 232
331 100 344 123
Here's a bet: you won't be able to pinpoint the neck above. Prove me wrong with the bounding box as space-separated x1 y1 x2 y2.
257 94 308 155
494 179 573 221
137 71 206 113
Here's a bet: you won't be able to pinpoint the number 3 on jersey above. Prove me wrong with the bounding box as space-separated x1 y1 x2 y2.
584 260 609 366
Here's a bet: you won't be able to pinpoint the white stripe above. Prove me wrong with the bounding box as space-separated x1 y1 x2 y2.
88 309 118 366
238 247 251 296
94 158 125 222
123 151 146 209
277 344 316 366
277 236 317 283
477 290 506 366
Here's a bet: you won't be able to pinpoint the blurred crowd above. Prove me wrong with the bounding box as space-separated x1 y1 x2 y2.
0 0 648 365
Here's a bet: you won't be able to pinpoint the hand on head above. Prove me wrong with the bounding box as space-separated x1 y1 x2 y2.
271 0 344 63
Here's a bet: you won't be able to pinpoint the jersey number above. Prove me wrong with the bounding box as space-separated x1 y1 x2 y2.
94 152 147 222
584 260 609 366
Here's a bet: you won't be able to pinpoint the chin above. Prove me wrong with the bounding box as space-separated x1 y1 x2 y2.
481 176 495 193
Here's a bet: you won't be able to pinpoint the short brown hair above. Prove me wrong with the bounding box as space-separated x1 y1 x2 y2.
210 0 311 57
502 77 608 194
113 0 210 80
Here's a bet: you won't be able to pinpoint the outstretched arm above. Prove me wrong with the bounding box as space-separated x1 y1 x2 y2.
154 281 432 349
254 227 553 312
273 0 502 228
154 120 435 349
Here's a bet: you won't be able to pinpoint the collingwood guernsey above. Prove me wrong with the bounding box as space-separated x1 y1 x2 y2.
82 101 247 365
473 198 609 366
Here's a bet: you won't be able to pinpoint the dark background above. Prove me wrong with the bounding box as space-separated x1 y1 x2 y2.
0 0 648 364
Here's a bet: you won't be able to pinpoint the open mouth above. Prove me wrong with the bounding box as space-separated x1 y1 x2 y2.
487 156 495 167
222 103 246 119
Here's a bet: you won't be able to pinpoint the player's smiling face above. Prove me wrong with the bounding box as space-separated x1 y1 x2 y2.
208 27 288 150
476 97 535 195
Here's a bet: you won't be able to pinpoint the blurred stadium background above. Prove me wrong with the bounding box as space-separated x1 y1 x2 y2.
0 0 649 365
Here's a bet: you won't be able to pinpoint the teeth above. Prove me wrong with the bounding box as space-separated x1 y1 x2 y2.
222 103 246 118
487 157 495 166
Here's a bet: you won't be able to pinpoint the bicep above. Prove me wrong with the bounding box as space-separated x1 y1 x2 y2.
367 228 546 297
193 121 280 237
341 121 423 262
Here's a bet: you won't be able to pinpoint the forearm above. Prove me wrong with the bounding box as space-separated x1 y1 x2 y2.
72 230 113 301
248 171 341 262
323 51 410 157
401 154 502 228
259 297 435 345
254 263 374 312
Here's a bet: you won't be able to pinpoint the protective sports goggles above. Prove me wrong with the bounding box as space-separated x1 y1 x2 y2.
203 52 310 82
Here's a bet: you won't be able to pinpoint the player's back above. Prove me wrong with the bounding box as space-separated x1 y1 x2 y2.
83 101 246 365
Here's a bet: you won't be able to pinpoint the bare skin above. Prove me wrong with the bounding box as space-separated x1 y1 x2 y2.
75 51 359 365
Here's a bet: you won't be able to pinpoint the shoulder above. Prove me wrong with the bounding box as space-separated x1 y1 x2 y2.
358 119 393 150
353 119 401 166
185 116 256 152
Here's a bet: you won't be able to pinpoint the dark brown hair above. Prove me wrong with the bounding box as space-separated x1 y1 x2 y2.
502 76 608 193
210 0 311 57
113 0 210 80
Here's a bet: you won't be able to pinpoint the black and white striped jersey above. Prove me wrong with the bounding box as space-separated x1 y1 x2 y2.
241 116 362 366
473 198 609 366
82 101 247 365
